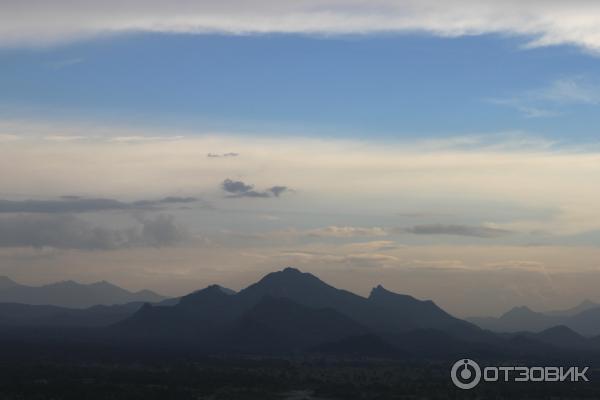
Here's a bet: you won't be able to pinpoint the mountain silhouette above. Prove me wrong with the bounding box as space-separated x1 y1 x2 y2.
114 267 491 354
469 303 600 336
224 296 369 353
0 276 165 308
0 302 144 327
1 267 600 360
545 299 599 317
508 325 593 351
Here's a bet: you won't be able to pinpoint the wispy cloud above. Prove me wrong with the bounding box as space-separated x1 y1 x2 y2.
44 135 87 142
109 135 185 142
306 226 388 238
3 1 600 53
207 152 239 158
46 57 84 70
490 77 600 118
0 196 201 214
404 224 513 238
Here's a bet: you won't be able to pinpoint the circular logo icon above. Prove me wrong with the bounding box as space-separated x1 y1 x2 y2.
451 359 481 389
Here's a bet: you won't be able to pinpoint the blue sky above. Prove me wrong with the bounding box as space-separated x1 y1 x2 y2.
2 32 600 141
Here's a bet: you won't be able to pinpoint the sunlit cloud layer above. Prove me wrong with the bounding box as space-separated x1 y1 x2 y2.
1 120 599 237
1 119 599 314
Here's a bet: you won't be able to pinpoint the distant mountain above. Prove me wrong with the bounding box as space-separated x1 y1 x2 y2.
468 303 600 336
468 306 559 333
546 299 599 317
0 276 165 308
509 326 593 350
0 302 143 327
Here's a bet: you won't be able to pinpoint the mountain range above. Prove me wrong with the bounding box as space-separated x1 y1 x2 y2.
0 276 165 308
2 267 600 361
468 300 600 336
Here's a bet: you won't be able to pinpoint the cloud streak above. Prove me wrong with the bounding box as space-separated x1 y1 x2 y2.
404 224 513 238
0 196 200 214
4 1 600 53
0 213 188 250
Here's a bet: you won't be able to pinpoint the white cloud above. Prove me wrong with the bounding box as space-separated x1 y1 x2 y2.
3 1 600 53
44 135 87 142
306 226 388 238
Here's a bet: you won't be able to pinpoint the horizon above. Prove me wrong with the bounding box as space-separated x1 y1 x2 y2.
0 266 597 319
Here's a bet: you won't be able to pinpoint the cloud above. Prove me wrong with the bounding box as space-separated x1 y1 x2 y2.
404 224 513 238
222 179 290 198
0 196 200 214
109 136 184 142
207 152 239 158
4 2 600 53
2 122 600 237
490 77 600 117
46 57 84 70
306 226 388 238
0 213 188 250
0 134 20 142
44 135 87 142
277 250 399 269
139 214 188 247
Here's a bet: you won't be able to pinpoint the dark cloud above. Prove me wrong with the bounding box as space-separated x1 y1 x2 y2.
140 214 187 247
268 186 289 197
222 179 254 195
0 214 188 250
404 224 512 238
207 152 239 158
222 179 290 199
0 196 200 214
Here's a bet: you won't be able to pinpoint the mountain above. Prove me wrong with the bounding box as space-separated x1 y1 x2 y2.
368 285 482 339
224 296 370 353
0 302 143 327
563 307 600 336
545 299 599 317
0 277 165 308
468 303 600 336
234 268 484 337
510 326 592 350
1 267 599 361
115 267 489 355
468 306 560 333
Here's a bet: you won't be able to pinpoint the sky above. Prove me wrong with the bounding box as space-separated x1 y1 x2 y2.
1 1 600 316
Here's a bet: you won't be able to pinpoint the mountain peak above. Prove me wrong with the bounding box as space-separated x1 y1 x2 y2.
256 267 321 286
370 284 389 296
0 276 18 288
579 299 596 307
503 305 534 316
